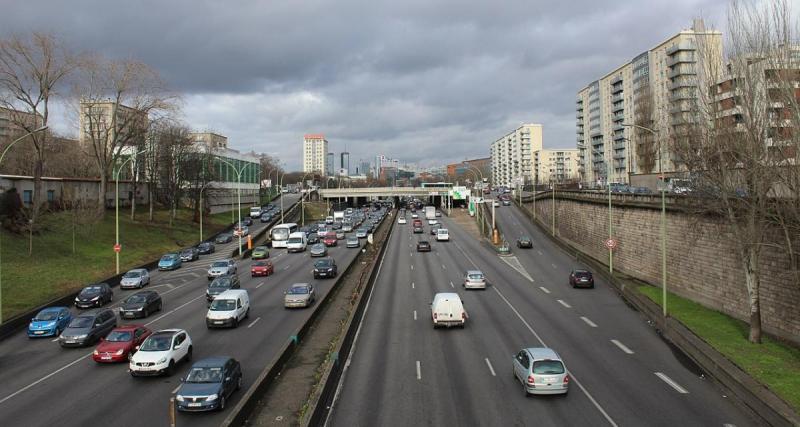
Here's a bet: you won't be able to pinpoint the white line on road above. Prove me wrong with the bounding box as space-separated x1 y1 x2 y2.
552 263 557 269
655 372 689 394
413 310 417 320
442 264 446 270
284 264 291 270
485 358 496 376
539 286 551 294
0 353 90 405
450 281 454 288
146 295 205 327
171 384 181 394
537 250 543 255
611 339 634 354
416 361 421 380
410 252 413 257
580 316 598 327
256 282 265 289
411 282 415 289
247 317 261 328
411 265 414 270
557 299 571 308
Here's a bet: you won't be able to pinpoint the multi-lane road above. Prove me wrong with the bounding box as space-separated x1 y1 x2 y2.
328 202 752 426
0 194 384 427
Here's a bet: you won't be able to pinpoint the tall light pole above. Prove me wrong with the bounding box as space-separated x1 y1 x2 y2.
623 122 666 317
0 125 48 324
114 147 151 274
299 172 312 226
217 158 248 256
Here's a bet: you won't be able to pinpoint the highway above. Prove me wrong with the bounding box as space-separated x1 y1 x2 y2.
328 203 752 426
0 194 383 427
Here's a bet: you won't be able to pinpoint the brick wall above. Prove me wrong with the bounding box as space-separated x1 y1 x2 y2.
525 191 800 344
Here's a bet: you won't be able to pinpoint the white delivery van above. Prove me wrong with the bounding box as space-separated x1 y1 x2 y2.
206 289 250 328
431 292 467 328
436 228 450 241
250 207 262 219
425 206 436 220
286 231 308 253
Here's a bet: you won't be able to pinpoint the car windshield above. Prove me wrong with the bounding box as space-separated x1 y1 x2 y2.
314 260 331 267
575 271 591 277
125 294 148 304
254 246 266 252
105 330 133 342
288 286 309 295
68 316 93 328
210 278 232 288
186 367 224 383
253 261 269 267
212 261 229 268
468 274 484 280
210 299 236 311
288 237 302 243
181 249 193 254
123 271 141 278
82 286 102 294
35 310 60 321
273 229 289 240
140 335 172 351
161 255 175 261
532 360 565 375
218 234 231 239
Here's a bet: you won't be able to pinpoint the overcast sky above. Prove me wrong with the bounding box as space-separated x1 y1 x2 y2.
1 0 730 171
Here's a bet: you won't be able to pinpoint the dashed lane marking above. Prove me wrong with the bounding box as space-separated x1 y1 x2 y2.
247 317 261 328
557 299 571 308
416 361 422 380
611 339 634 354
655 372 689 394
485 358 496 376
539 286 550 294
581 316 598 328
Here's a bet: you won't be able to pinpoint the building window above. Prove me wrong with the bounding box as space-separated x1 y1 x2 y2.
47 190 55 202
23 190 32 205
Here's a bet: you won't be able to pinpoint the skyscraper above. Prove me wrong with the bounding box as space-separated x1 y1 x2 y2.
326 152 334 177
340 151 350 176
303 134 328 175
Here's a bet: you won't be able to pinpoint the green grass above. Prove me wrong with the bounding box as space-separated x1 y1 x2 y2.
638 285 800 411
303 202 328 222
1 208 233 321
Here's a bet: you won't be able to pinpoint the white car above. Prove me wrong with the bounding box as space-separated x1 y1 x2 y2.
493 201 500 207
120 268 150 289
427 219 438 226
436 228 450 241
411 213 419 219
129 329 192 376
398 217 407 224
233 226 249 237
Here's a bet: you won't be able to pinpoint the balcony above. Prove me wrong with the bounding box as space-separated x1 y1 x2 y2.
666 41 696 55
669 79 695 90
613 159 627 169
613 123 624 132
611 84 624 95
613 140 626 150
669 66 697 79
611 93 623 103
667 53 696 66
613 132 626 142
613 151 626 160
610 75 622 85
612 104 624 114
669 91 696 102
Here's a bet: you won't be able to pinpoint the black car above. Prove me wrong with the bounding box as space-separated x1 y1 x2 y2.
307 233 320 245
175 357 243 412
413 226 423 234
260 213 272 223
119 291 163 319
75 283 113 309
197 242 216 255
313 258 338 279
516 237 533 248
416 241 431 252
569 270 595 288
430 226 439 236
331 222 342 230
215 233 233 244
58 309 116 347
206 275 241 302
180 247 200 262
239 217 253 227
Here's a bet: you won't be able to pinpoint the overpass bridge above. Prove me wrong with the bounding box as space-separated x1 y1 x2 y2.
318 187 452 199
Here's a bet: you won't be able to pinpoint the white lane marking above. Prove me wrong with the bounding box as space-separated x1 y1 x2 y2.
435 252 440 257
655 372 689 394
492 286 618 427
485 358 496 377
539 286 551 294
171 384 181 394
256 282 265 289
411 265 414 270
411 282 415 289
410 252 413 257
441 264 446 270
537 250 543 255
499 256 534 282
247 317 261 328
145 295 205 327
552 263 557 269
611 339 634 354
723 424 737 427
450 281 454 288
581 316 598 328
284 264 291 270
413 310 417 320
416 361 422 380
557 299 571 308
51 337 59 342
0 353 90 405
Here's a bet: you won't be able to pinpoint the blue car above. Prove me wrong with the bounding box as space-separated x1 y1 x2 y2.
158 253 182 271
28 306 72 338
175 357 242 412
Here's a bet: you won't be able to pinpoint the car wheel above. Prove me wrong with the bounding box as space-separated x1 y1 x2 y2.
166 360 175 376
236 375 242 390
186 346 193 362
143 308 149 318
245 308 250 319
523 381 530 397
218 395 226 411
233 317 239 328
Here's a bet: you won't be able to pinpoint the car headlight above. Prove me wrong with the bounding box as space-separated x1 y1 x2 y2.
75 334 88 339
91 296 100 301
93 350 99 355
115 349 124 355
158 357 167 364
74 297 80 302
175 395 185 402
135 307 143 311
206 394 218 401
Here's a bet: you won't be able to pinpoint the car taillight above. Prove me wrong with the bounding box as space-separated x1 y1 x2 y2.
527 375 536 386
433 313 437 319
462 312 466 320
563 374 570 384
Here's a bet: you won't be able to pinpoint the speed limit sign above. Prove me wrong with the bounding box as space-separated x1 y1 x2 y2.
604 238 618 249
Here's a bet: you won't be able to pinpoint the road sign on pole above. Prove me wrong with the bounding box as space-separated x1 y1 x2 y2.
604 238 617 250
113 243 121 253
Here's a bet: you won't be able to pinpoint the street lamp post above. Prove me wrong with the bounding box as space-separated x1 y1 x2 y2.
623 123 666 317
114 147 151 274
217 158 249 257
299 173 312 226
0 125 48 324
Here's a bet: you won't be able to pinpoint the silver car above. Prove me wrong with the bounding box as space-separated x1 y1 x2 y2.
309 243 328 257
284 283 315 308
512 347 569 395
463 270 486 290
120 268 150 289
208 259 237 279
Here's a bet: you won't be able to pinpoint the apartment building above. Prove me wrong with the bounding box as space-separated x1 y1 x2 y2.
577 19 723 187
79 101 148 150
534 149 581 184
303 134 329 175
490 124 543 187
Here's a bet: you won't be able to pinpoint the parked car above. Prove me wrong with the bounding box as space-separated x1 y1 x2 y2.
208 259 237 279
215 233 233 244
516 237 533 249
250 260 274 277
463 270 487 290
346 236 360 248
313 258 337 279
416 240 431 252
206 289 250 328
120 268 151 289
569 270 594 288
512 347 569 395
430 293 467 329
158 253 182 271
251 246 269 260
284 283 315 308
58 308 117 347
310 243 328 257
28 306 72 338
180 247 200 262
92 325 152 363
129 329 192 376
175 357 243 412
322 232 338 247
119 291 163 319
197 241 216 255
75 283 113 309
207 275 241 302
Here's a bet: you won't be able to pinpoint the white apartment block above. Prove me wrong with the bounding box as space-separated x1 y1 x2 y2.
490 123 543 187
577 19 723 187
303 134 328 175
535 149 581 184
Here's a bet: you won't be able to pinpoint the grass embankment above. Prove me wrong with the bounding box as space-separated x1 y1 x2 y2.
638 286 800 411
303 202 329 223
1 208 233 321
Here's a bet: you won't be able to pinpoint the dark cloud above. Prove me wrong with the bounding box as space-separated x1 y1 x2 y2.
2 0 728 169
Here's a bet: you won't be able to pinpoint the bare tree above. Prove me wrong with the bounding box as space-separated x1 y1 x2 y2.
0 33 76 224
182 149 218 223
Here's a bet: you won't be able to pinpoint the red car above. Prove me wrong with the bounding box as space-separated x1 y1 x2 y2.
251 260 274 277
323 232 338 247
412 219 422 227
92 324 151 363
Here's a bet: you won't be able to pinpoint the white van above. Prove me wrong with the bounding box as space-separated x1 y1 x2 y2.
286 231 308 253
206 289 250 328
249 207 262 219
436 228 450 241
431 292 467 328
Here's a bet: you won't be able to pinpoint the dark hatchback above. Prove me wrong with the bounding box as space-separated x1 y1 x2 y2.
58 309 117 347
197 242 216 255
313 258 338 279
175 357 242 412
516 237 533 248
74 283 113 309
416 241 431 252
569 270 595 288
206 275 241 302
180 247 200 262
215 233 233 244
119 291 163 319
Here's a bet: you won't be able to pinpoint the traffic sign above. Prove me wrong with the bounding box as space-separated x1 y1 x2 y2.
113 243 121 253
604 238 617 250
